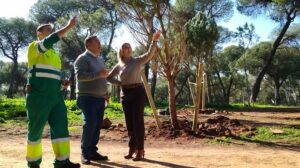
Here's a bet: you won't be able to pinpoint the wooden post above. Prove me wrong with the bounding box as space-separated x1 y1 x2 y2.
192 63 204 131
202 73 206 111
141 71 162 129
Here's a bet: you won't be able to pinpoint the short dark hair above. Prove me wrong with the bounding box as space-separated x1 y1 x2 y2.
36 23 53 32
84 35 98 49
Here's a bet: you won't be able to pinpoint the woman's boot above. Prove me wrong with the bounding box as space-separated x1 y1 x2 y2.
124 148 135 159
132 149 145 161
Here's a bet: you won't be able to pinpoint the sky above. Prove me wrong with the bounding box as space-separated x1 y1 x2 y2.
219 8 278 42
0 0 294 62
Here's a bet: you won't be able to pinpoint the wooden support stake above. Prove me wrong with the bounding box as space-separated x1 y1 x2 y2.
141 71 162 129
193 63 204 131
188 79 196 106
202 73 206 111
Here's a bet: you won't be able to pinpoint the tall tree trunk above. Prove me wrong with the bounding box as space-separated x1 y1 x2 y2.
226 76 234 104
216 71 227 102
243 69 251 106
7 60 18 98
105 10 117 60
167 75 178 129
206 73 212 103
150 72 157 98
175 74 190 101
274 78 285 105
297 84 300 103
211 76 217 102
251 14 293 102
275 83 281 105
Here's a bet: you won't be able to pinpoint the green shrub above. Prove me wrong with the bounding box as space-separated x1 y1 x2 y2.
0 97 167 122
0 98 26 119
0 117 5 123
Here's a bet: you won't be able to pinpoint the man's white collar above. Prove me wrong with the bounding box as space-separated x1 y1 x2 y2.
87 50 98 57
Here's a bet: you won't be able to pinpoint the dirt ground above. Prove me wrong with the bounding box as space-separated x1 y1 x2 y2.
0 110 300 168
0 137 299 168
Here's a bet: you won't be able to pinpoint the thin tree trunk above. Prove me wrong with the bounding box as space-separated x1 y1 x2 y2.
216 71 227 102
7 60 18 98
206 73 212 103
275 84 280 105
274 78 285 105
150 72 157 99
211 75 218 102
297 84 300 103
175 74 190 101
244 69 251 106
226 76 234 104
105 10 117 60
168 75 178 129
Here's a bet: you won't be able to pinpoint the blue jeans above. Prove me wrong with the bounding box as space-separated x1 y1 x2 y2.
76 96 105 157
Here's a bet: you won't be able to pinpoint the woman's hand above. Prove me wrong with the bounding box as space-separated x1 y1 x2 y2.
152 30 161 42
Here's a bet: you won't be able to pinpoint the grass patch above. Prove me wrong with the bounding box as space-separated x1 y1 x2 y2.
240 126 300 144
231 103 292 109
208 126 300 146
205 102 299 112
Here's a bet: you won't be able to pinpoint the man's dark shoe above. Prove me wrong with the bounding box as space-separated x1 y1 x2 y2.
28 164 40 168
57 161 80 168
81 155 91 165
89 153 108 161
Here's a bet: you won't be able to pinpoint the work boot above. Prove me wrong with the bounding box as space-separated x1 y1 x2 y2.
28 165 40 168
81 155 91 165
57 161 80 168
89 152 108 161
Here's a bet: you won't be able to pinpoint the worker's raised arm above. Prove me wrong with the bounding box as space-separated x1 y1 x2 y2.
37 16 77 53
56 16 77 38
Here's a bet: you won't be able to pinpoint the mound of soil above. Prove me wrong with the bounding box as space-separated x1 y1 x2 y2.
198 116 256 137
146 115 256 139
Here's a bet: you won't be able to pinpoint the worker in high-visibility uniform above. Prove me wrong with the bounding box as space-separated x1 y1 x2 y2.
25 16 80 168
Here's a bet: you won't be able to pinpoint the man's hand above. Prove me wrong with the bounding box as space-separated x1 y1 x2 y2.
67 16 77 29
98 69 109 78
56 16 77 38
61 79 71 89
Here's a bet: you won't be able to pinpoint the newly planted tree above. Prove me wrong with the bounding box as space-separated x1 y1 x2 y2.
175 0 233 103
